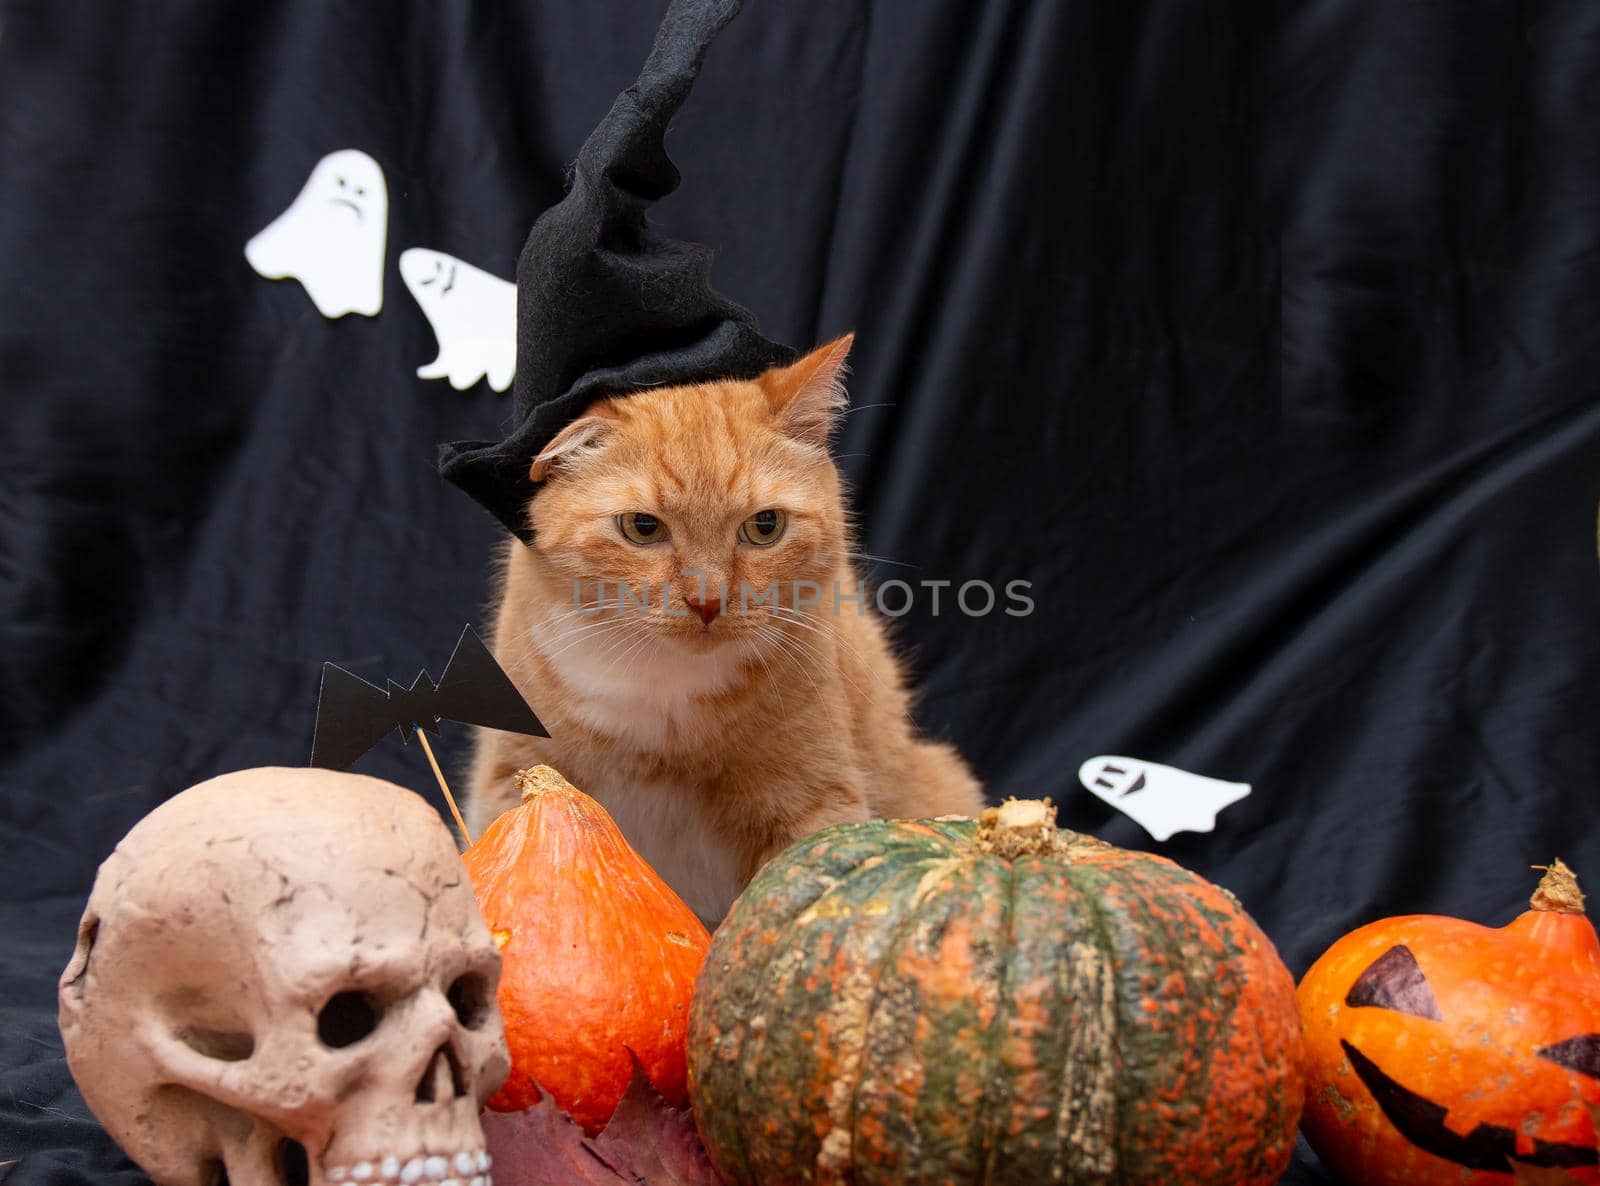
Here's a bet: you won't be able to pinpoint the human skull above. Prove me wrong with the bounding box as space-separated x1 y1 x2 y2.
59 767 510 1186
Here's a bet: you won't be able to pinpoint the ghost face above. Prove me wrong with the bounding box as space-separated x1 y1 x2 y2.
1077 756 1251 841
246 149 388 318
399 248 516 393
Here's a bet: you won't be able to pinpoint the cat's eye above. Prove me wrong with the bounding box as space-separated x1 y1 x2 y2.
739 509 787 546
618 512 667 545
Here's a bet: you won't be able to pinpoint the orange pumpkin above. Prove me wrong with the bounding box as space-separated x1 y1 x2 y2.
462 765 711 1132
1298 860 1600 1185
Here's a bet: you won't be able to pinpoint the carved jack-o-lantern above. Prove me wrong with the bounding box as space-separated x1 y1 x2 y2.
1299 861 1600 1185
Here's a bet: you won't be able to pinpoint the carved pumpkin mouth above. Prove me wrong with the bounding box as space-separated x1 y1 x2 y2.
1341 1039 1599 1173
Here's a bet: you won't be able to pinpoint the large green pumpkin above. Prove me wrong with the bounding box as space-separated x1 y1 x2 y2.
687 800 1304 1186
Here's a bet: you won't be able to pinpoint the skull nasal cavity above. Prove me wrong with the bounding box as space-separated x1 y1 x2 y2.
317 991 380 1048
277 1139 309 1186
415 1044 469 1103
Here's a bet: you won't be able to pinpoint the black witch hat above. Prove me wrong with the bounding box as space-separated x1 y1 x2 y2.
438 0 796 541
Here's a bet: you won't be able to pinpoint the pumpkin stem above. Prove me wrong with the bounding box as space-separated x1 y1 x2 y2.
1530 859 1586 914
514 764 574 803
977 798 1058 858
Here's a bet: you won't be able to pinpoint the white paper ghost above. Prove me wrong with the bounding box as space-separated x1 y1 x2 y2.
399 248 516 393
1077 755 1251 842
245 149 388 318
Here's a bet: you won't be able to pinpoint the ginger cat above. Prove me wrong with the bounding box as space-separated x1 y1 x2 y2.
465 334 983 921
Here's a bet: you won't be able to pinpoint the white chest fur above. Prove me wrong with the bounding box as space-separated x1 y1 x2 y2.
534 614 750 751
527 613 752 921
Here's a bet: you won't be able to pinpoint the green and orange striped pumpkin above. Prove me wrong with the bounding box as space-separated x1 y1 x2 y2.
687 799 1305 1186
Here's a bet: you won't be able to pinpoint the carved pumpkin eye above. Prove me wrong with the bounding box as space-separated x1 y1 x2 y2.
1538 1033 1600 1079
1344 945 1443 1021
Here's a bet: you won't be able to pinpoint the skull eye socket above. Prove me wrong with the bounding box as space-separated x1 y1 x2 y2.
1538 1033 1600 1080
1344 944 1443 1021
178 1027 255 1061
62 914 98 989
317 990 380 1048
448 972 492 1030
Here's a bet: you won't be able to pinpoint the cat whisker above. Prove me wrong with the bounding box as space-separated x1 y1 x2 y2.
571 616 652 670
522 607 633 649
551 621 640 676
743 631 788 730
492 601 617 655
818 548 919 570
605 626 662 676
764 603 898 694
752 622 850 734
535 616 643 668
751 621 822 699
762 607 909 723
758 614 866 703
507 608 647 673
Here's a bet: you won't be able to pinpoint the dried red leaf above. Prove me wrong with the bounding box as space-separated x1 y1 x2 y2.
482 1058 725 1186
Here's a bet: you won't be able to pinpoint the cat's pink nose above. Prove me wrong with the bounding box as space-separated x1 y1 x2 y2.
686 594 722 625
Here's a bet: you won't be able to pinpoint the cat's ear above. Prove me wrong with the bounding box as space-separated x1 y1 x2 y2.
762 333 853 446
530 412 617 482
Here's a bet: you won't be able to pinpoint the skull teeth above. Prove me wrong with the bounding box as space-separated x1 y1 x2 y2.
327 1151 491 1186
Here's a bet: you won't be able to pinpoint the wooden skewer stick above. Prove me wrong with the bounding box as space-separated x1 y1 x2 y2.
414 727 473 845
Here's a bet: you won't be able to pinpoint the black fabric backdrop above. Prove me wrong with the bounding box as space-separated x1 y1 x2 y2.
3 2 1599 1183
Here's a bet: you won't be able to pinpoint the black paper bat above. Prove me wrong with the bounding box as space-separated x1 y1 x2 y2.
310 625 548 770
